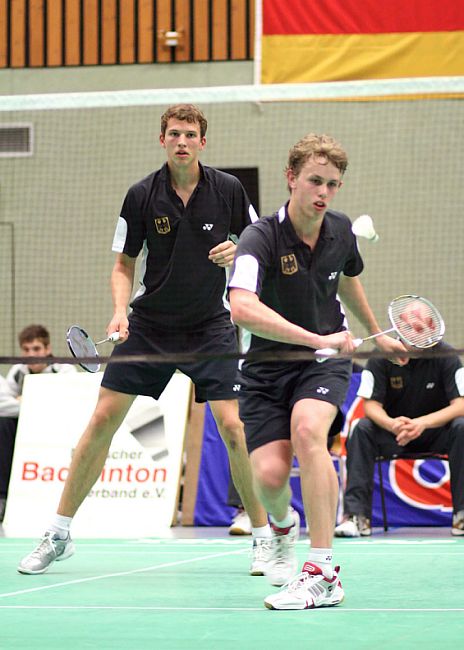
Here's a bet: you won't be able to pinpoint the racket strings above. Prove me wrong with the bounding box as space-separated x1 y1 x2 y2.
390 297 444 348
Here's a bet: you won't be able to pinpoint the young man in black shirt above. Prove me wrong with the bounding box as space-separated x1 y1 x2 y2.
18 104 269 575
229 133 405 610
335 342 464 537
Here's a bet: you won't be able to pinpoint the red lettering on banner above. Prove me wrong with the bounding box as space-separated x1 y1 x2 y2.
58 467 69 481
22 462 39 480
21 461 167 483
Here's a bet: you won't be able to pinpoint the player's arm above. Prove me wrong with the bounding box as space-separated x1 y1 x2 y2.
107 253 136 342
229 288 355 352
363 398 411 438
338 274 406 357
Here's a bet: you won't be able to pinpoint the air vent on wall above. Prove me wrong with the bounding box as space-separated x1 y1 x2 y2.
0 124 33 157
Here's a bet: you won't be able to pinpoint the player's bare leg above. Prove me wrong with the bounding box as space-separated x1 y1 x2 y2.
57 387 136 517
249 440 293 520
290 399 339 548
249 440 299 586
18 388 135 575
209 399 268 528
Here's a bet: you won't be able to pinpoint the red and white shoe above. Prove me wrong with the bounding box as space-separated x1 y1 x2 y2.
264 562 344 610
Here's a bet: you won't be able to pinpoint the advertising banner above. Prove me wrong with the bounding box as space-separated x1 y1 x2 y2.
3 371 191 538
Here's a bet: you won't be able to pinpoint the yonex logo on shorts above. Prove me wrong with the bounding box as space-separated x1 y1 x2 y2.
426 382 435 389
328 271 338 280
202 223 213 230
233 384 241 391
316 386 329 395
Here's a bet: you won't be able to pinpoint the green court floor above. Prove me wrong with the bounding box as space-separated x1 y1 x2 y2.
0 532 462 650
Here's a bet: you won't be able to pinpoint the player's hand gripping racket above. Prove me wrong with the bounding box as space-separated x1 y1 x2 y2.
66 325 120 373
316 295 445 357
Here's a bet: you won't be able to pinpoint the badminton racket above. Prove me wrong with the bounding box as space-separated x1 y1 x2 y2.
316 295 445 357
66 325 120 373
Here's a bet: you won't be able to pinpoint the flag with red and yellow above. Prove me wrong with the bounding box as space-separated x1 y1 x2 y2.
261 0 464 83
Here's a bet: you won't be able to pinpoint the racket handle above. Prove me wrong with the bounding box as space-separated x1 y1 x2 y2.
315 347 338 357
108 332 120 343
315 338 364 357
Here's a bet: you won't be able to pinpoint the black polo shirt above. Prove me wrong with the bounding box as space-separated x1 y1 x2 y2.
112 162 257 331
229 202 364 353
358 342 464 418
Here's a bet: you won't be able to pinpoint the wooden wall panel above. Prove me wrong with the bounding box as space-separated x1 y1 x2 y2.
10 0 26 67
173 0 191 63
231 0 246 60
1 0 254 68
119 0 135 64
212 0 228 61
29 0 45 67
83 0 98 65
155 0 172 63
46 0 63 66
193 0 209 62
137 0 154 63
64 0 80 65
101 0 116 64
0 0 8 67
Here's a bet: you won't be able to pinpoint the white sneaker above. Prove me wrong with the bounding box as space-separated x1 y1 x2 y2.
334 515 371 538
250 537 273 576
229 509 252 536
264 562 344 610
17 531 75 575
451 510 464 536
265 509 300 587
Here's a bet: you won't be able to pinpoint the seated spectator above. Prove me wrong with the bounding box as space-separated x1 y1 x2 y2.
0 324 76 522
335 341 464 538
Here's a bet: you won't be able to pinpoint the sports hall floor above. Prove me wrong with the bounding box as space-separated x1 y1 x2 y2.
0 524 462 650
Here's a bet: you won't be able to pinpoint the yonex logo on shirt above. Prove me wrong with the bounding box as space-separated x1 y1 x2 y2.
202 224 213 231
426 382 435 389
316 386 329 395
328 271 338 280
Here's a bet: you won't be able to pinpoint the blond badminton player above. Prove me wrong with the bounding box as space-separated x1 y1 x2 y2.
229 133 406 610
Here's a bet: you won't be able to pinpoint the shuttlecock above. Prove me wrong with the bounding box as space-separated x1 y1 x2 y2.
352 214 379 242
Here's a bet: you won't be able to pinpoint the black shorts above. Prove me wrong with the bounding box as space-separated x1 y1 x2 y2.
238 359 352 453
101 318 240 403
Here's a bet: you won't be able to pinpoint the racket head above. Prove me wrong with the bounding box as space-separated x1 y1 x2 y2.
388 295 445 349
66 325 101 373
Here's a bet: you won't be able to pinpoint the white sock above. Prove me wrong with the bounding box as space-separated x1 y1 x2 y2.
252 524 272 538
308 547 333 579
270 507 294 530
49 514 73 539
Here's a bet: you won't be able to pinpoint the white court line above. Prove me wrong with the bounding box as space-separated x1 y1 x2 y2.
0 605 462 613
0 547 248 600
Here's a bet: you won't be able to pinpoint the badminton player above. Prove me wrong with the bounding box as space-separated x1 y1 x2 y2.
228 133 406 610
18 104 269 575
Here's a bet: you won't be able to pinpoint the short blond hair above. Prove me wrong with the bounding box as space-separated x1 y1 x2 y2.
285 133 348 179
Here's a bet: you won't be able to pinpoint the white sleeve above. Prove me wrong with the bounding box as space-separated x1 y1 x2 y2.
229 255 260 293
0 375 20 417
